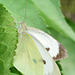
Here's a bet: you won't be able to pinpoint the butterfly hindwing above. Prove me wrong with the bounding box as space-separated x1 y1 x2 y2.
14 33 44 75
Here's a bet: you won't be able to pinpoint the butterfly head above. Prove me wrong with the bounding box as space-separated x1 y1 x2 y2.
17 21 27 33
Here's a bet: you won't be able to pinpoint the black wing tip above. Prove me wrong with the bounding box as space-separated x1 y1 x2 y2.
53 43 68 61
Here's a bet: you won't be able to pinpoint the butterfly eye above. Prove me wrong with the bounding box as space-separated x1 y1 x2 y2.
42 60 46 64
46 48 50 51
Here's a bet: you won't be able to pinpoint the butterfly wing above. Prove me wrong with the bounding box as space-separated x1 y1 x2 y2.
13 33 44 75
26 26 68 61
30 34 61 75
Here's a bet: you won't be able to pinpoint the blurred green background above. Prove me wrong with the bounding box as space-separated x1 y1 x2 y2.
54 0 75 75
0 0 75 75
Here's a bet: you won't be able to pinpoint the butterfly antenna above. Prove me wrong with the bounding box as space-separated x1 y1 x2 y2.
25 0 27 21
17 0 27 31
18 0 27 24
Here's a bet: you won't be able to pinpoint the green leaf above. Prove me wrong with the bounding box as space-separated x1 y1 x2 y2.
0 59 4 75
0 0 75 41
56 61 63 75
0 26 18 75
0 4 18 75
10 67 22 75
66 18 75 32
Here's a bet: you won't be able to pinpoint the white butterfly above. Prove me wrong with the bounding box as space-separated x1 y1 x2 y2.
14 22 68 75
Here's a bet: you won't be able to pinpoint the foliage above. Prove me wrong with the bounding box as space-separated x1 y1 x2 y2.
0 4 18 75
0 0 75 75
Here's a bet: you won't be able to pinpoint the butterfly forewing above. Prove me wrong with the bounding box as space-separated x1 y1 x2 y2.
26 26 68 61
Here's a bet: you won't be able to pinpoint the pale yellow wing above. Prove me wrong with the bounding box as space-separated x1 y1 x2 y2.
13 33 44 75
